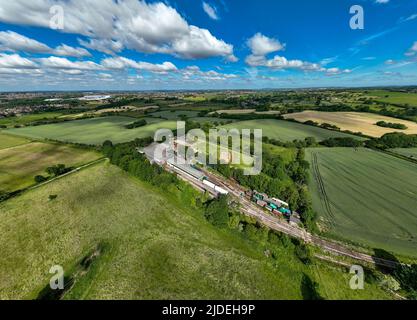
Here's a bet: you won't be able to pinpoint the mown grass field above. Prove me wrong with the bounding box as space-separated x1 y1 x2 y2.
369 90 417 106
0 142 100 192
148 110 200 120
222 119 363 142
306 148 417 257
0 112 64 128
390 148 417 159
0 132 31 150
284 111 417 137
0 162 393 300
7 116 177 145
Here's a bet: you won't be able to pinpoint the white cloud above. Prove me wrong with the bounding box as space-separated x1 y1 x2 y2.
171 26 234 60
60 69 84 75
0 30 91 57
375 0 389 4
247 54 324 72
39 56 102 70
320 57 338 65
0 67 43 75
203 2 219 20
404 14 417 21
405 41 417 57
53 44 91 58
181 65 237 81
247 33 285 56
325 68 352 76
245 32 352 75
101 56 177 73
0 53 38 68
0 30 51 53
0 0 234 60
78 38 123 55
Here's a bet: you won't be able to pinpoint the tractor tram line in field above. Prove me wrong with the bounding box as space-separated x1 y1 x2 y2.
311 152 335 227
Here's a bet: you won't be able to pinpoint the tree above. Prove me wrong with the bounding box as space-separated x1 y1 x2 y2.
102 140 113 156
125 119 147 129
34 175 47 183
204 195 229 228
394 264 417 299
305 137 317 147
295 243 312 265
46 164 71 177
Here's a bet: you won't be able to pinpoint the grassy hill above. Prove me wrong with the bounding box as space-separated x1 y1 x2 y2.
0 142 100 192
0 161 393 300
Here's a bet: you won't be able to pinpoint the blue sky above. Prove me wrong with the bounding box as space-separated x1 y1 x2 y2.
0 0 416 91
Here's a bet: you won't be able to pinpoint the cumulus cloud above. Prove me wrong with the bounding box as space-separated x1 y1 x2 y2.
78 39 123 55
203 2 219 20
0 30 91 57
101 56 177 73
0 30 50 53
181 65 237 81
325 68 352 76
245 32 352 75
53 44 91 58
0 0 234 60
39 56 102 70
0 53 38 68
247 33 285 56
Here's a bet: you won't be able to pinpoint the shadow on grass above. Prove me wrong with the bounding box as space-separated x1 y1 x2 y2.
301 273 324 300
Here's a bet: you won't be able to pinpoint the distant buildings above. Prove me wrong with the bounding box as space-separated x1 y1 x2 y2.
78 95 112 101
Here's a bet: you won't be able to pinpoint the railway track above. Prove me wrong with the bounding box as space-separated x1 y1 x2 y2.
198 168 400 270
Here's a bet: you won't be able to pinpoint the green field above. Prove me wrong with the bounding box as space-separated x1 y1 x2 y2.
0 112 64 128
0 142 100 192
190 117 236 123
0 162 393 300
7 116 177 145
369 90 417 106
0 132 31 150
149 110 200 120
306 148 417 257
390 148 417 159
222 119 364 142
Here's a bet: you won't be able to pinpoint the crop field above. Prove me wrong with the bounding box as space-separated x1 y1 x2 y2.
0 112 64 128
189 117 236 123
368 90 417 106
0 142 100 192
0 162 392 300
7 116 177 145
390 148 417 160
211 109 282 116
0 132 31 150
284 111 417 137
222 119 363 142
306 148 417 257
148 110 200 120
